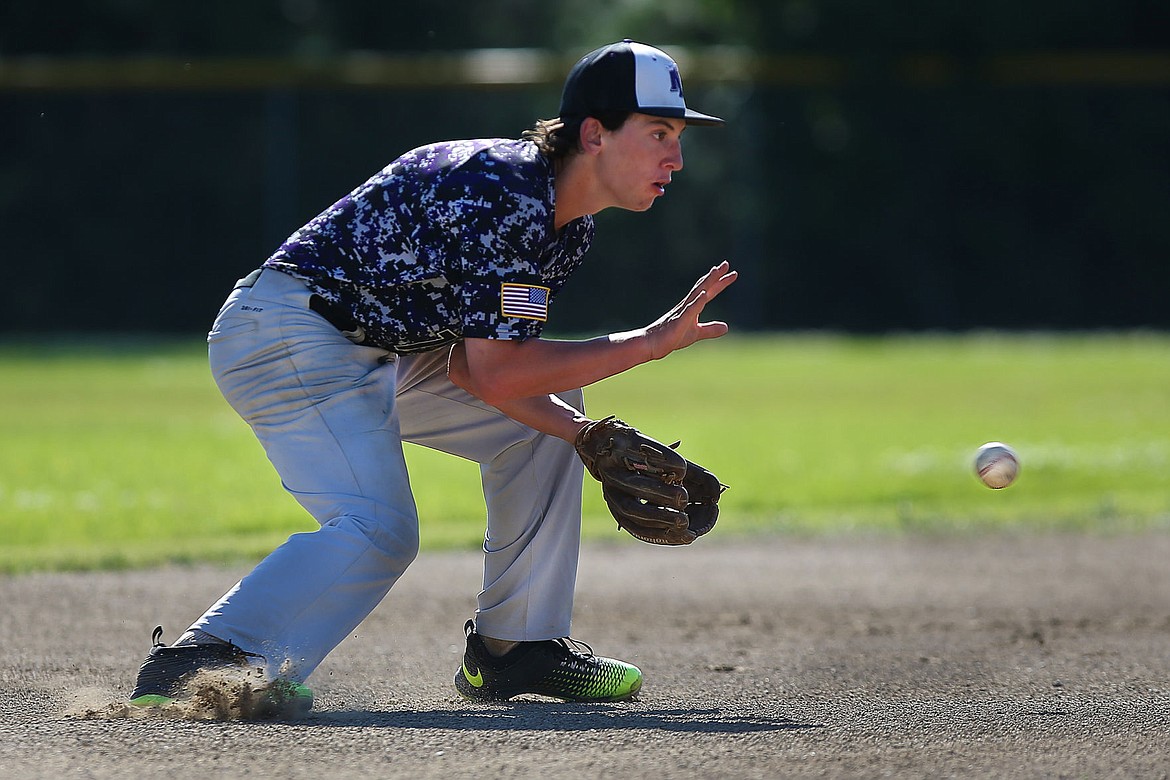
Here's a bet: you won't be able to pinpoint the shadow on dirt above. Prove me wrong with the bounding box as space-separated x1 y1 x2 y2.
307 705 822 733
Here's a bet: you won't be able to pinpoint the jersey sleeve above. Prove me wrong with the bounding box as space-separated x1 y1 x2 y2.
432 160 557 342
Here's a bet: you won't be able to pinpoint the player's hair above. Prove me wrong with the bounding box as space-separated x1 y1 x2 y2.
523 112 630 163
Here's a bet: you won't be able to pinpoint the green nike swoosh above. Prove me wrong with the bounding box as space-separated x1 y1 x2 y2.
462 662 484 688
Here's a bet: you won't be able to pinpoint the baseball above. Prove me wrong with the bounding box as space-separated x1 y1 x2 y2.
974 442 1019 489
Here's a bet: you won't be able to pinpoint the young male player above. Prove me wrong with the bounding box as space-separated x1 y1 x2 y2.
131 39 736 711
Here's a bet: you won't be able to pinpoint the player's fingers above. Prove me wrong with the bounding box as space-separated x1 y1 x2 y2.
706 268 738 299
676 293 731 345
680 263 735 312
694 320 730 341
684 262 724 296
678 288 711 320
696 261 729 287
684 267 737 315
696 263 737 299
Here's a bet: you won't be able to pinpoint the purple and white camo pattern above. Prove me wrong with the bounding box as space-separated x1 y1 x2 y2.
263 138 594 354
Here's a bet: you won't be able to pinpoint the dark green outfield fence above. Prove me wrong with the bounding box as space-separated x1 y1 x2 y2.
2 2 1168 335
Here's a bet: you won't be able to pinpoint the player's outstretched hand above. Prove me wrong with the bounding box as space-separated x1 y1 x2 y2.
644 261 738 360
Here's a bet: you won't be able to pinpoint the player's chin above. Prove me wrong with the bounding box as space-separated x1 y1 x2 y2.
616 201 656 214
626 193 663 212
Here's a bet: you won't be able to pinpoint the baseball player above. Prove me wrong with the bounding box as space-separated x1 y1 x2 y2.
130 39 735 713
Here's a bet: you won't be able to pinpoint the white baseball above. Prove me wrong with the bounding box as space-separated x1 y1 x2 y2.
975 442 1019 489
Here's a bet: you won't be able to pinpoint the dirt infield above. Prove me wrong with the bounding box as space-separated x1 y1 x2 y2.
2 533 1169 778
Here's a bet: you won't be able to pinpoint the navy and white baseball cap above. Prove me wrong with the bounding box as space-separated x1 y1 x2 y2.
559 40 724 126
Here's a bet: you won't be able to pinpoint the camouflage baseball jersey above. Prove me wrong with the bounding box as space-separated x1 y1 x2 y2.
263 138 595 354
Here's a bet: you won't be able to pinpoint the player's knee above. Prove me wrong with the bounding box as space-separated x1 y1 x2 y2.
384 521 420 565
345 511 420 564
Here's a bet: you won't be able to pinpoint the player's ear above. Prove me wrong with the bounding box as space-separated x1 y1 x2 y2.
579 117 604 156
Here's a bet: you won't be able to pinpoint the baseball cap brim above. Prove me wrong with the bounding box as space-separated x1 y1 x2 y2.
559 40 725 127
638 106 725 127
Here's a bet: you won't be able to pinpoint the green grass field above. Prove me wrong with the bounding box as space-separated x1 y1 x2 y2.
1 333 1168 573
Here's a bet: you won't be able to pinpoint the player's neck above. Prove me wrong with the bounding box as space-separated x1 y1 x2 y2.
553 153 606 230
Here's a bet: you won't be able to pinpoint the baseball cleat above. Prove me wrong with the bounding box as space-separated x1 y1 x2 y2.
453 619 643 702
130 626 313 715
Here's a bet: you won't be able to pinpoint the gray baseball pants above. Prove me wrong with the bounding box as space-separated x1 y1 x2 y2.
191 268 584 682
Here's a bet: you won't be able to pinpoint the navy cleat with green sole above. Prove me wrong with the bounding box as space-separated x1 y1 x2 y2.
454 619 643 702
130 626 313 715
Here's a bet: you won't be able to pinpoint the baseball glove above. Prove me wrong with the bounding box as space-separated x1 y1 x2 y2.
574 416 726 546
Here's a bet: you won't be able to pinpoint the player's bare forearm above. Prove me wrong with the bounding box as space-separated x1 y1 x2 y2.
494 393 592 442
448 262 738 406
446 343 589 440
454 334 650 406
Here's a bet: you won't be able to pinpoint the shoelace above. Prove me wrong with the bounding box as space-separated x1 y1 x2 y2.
551 636 596 660
150 624 264 662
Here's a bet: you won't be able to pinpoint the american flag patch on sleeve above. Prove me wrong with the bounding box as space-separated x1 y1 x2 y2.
500 283 551 321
